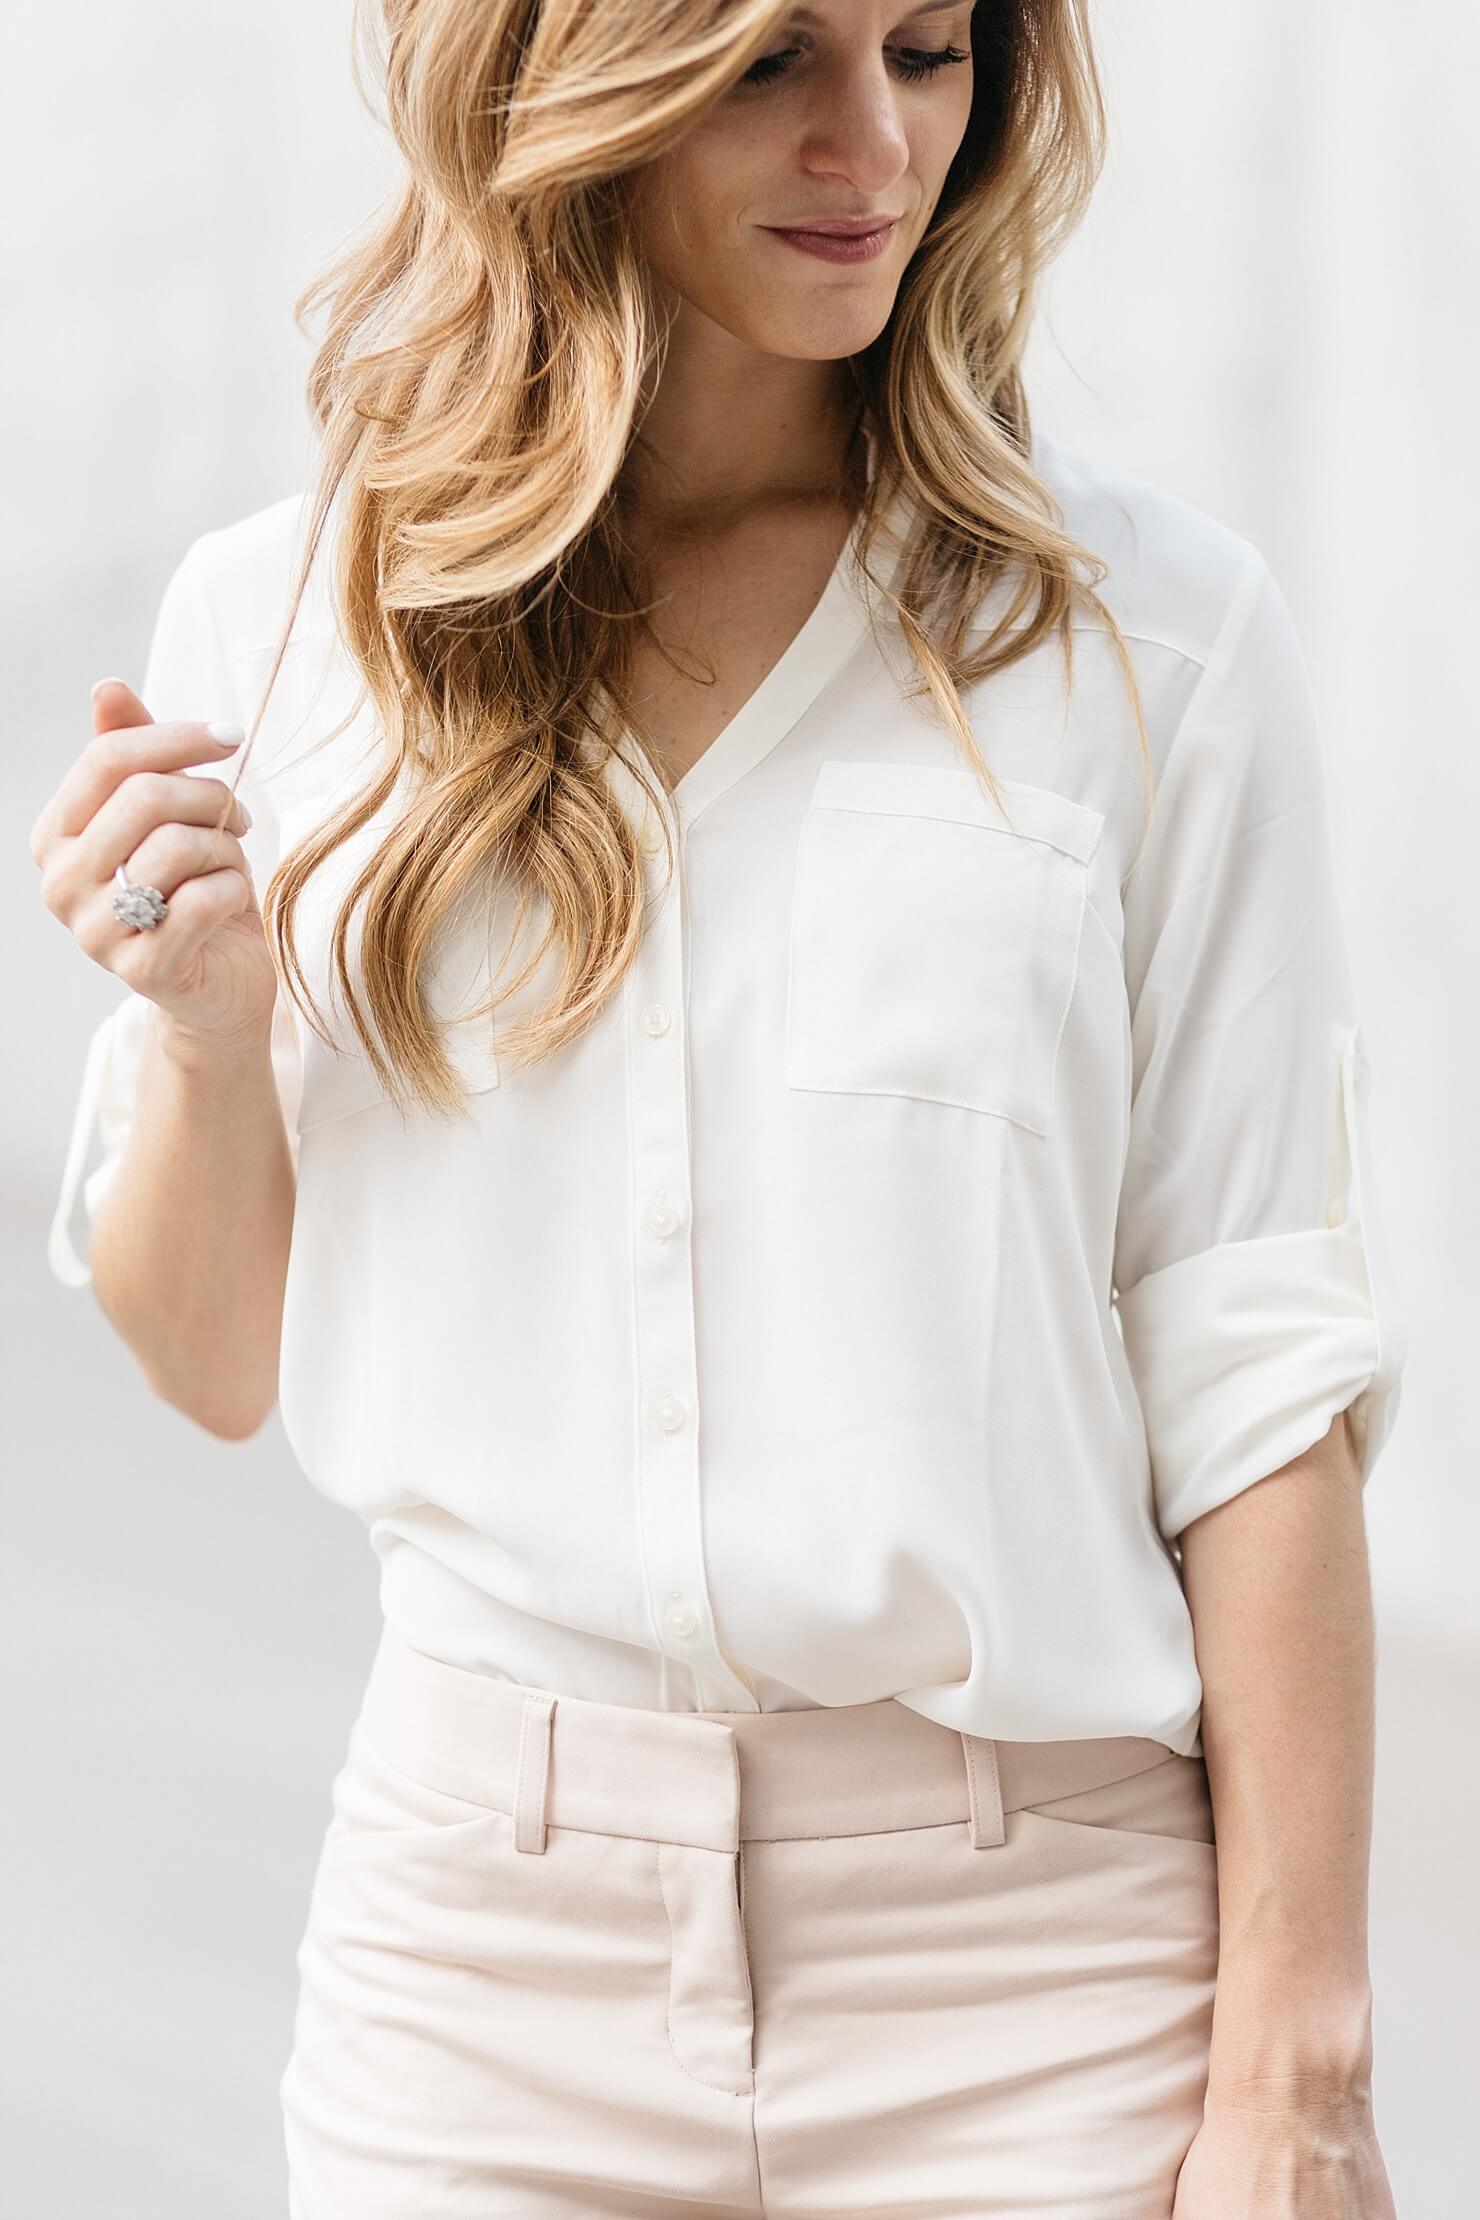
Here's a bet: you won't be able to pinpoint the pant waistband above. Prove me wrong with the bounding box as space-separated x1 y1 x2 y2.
355 1621 1179 1856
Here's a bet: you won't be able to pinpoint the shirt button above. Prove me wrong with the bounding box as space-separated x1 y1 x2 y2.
665 1601 699 1640
655 1392 686 1433
640 820 665 857
1326 1194 1347 1226
640 1002 670 1037
649 1195 680 1239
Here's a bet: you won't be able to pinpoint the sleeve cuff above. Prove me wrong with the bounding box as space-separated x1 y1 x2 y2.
1115 1220 1405 1542
46 990 151 1289
48 988 303 1290
1115 1018 1409 1543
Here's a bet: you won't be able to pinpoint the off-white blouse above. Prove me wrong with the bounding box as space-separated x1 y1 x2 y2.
48 431 1408 1758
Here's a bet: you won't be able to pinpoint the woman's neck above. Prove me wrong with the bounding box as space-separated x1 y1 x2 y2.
621 346 864 536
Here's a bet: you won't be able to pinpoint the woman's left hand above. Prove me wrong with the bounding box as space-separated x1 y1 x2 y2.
1171 2092 1397 2217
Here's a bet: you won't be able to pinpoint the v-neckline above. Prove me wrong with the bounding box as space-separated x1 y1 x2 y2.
599 468 913 835
664 497 875 828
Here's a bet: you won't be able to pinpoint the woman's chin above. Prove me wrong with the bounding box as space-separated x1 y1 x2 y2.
715 289 897 364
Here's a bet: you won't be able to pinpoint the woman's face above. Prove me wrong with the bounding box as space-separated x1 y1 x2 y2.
629 0 977 363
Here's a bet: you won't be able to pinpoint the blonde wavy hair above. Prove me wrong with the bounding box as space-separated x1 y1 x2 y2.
225 0 1151 1120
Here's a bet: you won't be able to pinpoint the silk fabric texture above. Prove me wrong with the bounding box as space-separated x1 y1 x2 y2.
48 430 1408 1759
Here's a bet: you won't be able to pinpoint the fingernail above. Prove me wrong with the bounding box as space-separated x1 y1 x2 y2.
206 721 244 748
91 676 127 699
238 802 254 829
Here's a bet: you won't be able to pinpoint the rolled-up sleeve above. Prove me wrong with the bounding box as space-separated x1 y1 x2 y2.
46 539 295 1289
48 989 154 1288
1112 538 1409 1545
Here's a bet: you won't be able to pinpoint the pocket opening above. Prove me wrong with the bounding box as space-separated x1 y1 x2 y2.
785 760 1104 1133
1020 1751 1216 1850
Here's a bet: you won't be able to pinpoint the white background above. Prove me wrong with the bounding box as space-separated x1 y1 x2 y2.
4 3 1473 2212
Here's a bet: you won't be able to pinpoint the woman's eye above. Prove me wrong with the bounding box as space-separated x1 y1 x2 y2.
891 43 969 83
739 47 800 88
739 43 969 89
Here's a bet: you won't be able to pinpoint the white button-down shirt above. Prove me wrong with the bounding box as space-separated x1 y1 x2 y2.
48 432 1408 1758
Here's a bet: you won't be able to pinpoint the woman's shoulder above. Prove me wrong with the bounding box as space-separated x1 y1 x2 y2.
1028 427 1268 673
156 486 373 813
176 484 340 671
181 440 1274 698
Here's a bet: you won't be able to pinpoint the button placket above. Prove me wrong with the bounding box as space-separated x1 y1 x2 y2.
623 804 756 1709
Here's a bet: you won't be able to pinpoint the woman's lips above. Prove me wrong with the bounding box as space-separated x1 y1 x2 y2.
761 219 898 264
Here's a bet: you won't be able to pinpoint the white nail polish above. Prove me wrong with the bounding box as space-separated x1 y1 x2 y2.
206 720 244 747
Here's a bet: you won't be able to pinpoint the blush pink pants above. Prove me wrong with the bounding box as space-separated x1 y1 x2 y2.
280 1621 1219 2217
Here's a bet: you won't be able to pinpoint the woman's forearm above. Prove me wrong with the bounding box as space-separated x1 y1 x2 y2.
89 1003 295 1439
1177 1404 1380 2106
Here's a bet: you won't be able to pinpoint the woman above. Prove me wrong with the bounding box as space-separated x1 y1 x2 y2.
36 0 1407 2213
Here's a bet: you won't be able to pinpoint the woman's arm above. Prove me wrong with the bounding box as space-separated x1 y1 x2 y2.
43 539 299 1434
90 1006 295 1440
1179 1400 1379 2103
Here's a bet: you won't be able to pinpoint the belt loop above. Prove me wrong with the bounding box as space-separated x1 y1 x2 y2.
961 1732 1005 1849
513 1689 556 1854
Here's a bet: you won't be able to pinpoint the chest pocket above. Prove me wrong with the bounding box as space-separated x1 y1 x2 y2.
784 759 1104 1136
278 800 502 1135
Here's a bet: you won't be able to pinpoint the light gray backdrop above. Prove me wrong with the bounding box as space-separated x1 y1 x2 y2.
5 3 1473 2214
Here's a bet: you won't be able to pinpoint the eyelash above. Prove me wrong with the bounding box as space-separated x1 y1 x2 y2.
740 43 970 89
